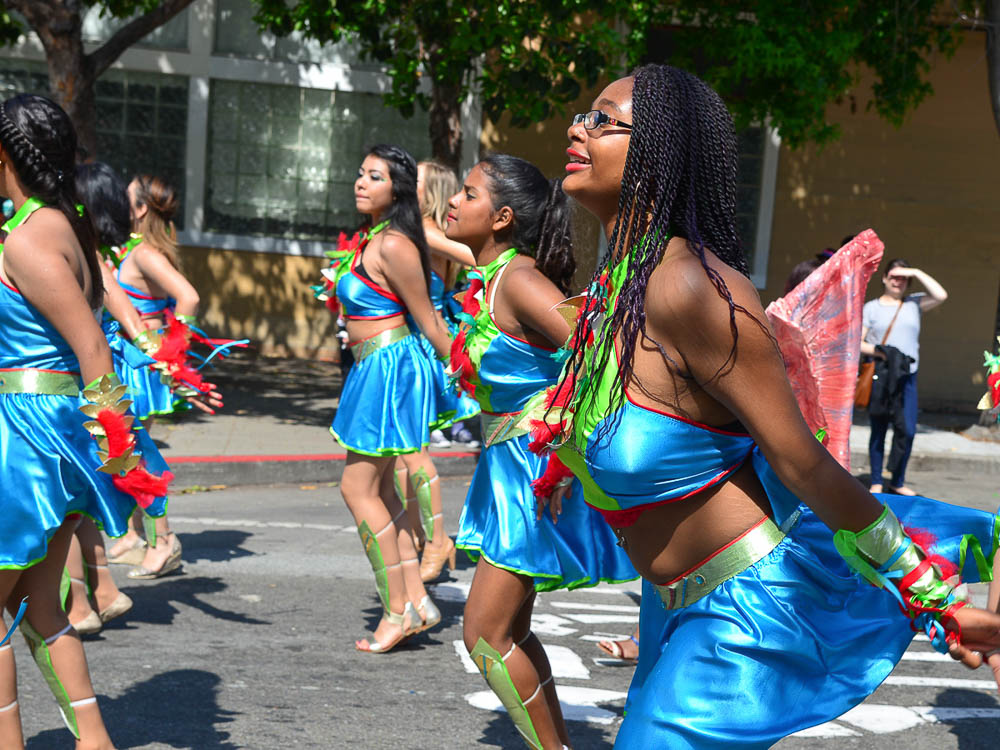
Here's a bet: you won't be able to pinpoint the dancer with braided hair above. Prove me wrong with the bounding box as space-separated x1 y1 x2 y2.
526 65 1000 746
0 93 169 749
446 154 634 749
329 144 446 652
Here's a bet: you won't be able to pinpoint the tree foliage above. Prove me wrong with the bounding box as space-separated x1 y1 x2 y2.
255 0 996 160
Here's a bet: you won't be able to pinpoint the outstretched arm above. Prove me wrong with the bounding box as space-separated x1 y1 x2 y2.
424 221 475 267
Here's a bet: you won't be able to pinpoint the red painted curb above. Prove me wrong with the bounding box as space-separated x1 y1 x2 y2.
167 451 481 464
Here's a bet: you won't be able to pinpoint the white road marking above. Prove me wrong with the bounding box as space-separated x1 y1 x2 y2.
432 582 471 602
794 704 1000 738
550 601 640 613
170 515 344 531
899 651 954 662
579 633 632 643
454 640 590 679
466 686 627 726
561 613 639 625
529 613 578 637
883 675 999 690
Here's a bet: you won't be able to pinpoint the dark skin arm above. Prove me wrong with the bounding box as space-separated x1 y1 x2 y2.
643 237 1000 669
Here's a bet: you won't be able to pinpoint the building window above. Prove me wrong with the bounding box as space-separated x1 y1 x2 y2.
204 79 431 239
95 70 189 226
82 7 189 50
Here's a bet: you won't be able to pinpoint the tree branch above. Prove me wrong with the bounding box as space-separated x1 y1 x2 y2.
87 0 196 79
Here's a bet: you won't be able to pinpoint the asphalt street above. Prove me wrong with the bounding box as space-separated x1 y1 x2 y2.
14 465 1000 749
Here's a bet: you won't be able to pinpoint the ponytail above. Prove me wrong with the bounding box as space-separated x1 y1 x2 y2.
478 153 577 294
132 174 180 270
0 94 103 307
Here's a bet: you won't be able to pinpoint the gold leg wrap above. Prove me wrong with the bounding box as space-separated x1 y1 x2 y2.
412 467 435 543
469 637 543 749
20 622 79 739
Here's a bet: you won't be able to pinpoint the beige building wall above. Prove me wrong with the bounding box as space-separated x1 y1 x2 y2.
763 32 999 410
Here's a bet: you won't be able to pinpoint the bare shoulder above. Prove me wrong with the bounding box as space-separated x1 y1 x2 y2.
647 237 761 334
4 207 73 267
379 230 419 262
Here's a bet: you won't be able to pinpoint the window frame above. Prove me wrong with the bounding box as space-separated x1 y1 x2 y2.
750 124 780 289
1 0 480 258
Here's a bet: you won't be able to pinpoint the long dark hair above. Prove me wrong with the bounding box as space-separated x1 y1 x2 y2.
0 94 103 307
563 65 758 434
477 153 576 294
364 143 430 290
75 162 131 248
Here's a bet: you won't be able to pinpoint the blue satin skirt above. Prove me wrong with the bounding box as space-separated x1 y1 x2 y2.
414 333 480 431
0 391 169 570
617 462 998 747
457 433 637 590
331 334 435 456
109 333 176 419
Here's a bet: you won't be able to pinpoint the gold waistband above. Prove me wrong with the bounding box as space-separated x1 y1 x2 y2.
350 324 411 363
480 410 530 447
0 368 81 396
653 517 785 610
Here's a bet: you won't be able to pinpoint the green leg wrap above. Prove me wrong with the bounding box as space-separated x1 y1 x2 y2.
469 637 543 750
412 467 435 543
358 520 390 613
20 621 79 739
142 511 157 548
392 468 407 505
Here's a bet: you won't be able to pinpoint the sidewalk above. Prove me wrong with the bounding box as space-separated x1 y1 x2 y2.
149 353 1000 488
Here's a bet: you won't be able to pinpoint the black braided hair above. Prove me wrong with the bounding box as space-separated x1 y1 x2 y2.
0 94 103 308
75 162 131 248
563 65 762 437
477 154 576 294
364 143 431 291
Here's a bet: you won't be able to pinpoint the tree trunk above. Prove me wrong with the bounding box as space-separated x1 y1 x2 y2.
46 37 97 158
988 0 1000 139
429 80 463 172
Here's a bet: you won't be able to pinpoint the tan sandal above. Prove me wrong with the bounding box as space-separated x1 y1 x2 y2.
128 533 182 580
355 602 420 654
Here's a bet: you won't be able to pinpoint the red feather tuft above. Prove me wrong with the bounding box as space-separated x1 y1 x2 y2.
113 468 174 509
531 454 575 500
906 526 958 580
95 408 135 456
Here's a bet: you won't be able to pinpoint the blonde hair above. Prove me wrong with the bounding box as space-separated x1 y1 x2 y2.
419 161 459 231
132 174 180 269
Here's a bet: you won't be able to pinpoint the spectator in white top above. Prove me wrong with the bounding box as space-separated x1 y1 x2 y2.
860 258 948 495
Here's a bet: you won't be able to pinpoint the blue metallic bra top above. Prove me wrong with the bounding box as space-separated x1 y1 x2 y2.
336 250 406 320
429 270 445 311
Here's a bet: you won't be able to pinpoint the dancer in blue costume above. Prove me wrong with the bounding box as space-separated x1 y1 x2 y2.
530 65 1000 747
330 144 449 653
393 161 481 583
446 154 636 750
0 93 168 749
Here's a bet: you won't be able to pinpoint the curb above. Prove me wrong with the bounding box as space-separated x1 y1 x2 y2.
163 451 481 488
850 452 1000 476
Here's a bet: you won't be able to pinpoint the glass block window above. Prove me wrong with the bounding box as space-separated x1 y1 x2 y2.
82 7 189 50
95 71 189 228
204 79 431 239
214 0 369 66
0 58 51 98
736 126 766 269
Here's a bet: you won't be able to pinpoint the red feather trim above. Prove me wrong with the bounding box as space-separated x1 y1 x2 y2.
905 526 958 580
149 312 212 395
113 468 174 509
531 454 575 500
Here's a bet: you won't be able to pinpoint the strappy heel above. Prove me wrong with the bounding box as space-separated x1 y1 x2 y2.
128 532 182 579
419 534 456 582
84 564 133 623
355 602 420 654
106 536 147 566
413 595 442 633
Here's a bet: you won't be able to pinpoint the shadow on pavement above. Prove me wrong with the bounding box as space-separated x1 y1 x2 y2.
477 706 617 749
174 529 256 564
26 669 239 749
938 687 1000 750
112 575 270 628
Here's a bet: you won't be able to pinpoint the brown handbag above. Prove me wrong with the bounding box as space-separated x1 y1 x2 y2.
855 300 903 409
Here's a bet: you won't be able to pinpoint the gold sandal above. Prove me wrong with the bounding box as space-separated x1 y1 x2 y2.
128 532 182 580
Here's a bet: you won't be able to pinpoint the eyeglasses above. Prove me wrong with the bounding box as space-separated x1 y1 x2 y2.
572 110 632 131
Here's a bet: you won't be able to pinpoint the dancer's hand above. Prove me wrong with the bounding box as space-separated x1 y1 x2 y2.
946 606 1000 690
536 482 569 524
185 381 223 415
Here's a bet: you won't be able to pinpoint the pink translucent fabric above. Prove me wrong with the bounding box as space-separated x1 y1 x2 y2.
765 230 884 470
